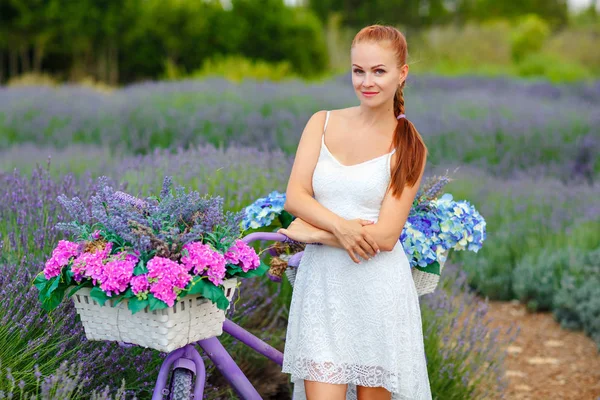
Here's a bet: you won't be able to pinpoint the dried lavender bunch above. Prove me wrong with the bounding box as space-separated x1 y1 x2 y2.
54 175 244 258
413 169 456 211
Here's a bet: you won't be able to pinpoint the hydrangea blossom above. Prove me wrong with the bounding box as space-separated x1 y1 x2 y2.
225 240 260 272
242 191 286 230
100 252 138 297
147 256 192 307
44 240 80 279
71 242 113 284
181 242 227 286
131 274 150 296
432 194 486 252
401 193 486 268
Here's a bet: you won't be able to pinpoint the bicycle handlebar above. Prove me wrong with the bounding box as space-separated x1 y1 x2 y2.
241 232 290 244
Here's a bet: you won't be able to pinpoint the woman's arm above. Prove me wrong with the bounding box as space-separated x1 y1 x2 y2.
278 218 377 263
283 110 346 233
362 153 427 251
284 111 380 259
312 153 427 253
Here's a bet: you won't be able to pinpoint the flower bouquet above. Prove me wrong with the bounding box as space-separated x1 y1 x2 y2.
34 177 268 352
242 191 301 283
242 173 486 296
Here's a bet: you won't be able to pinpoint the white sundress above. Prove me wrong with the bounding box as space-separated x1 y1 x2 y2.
281 111 432 400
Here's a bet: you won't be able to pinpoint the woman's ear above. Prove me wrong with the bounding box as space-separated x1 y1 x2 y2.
399 64 409 85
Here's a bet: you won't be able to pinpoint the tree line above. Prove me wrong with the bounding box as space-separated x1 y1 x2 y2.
0 0 578 85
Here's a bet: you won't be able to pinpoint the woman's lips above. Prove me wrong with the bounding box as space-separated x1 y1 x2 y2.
362 92 379 97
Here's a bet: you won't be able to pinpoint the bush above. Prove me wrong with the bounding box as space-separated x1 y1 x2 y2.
516 53 594 83
544 25 600 76
231 0 328 78
512 247 579 311
464 256 514 301
414 21 513 73
7 73 58 87
510 14 550 63
192 55 295 82
511 246 600 347
552 248 600 347
554 277 600 348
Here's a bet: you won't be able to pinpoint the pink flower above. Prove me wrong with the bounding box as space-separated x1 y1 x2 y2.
71 242 113 284
100 252 138 296
181 242 227 286
225 240 260 273
147 256 192 307
44 240 80 279
131 274 150 295
149 279 178 307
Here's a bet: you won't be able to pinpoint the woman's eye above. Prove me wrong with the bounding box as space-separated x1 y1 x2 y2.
375 69 386 75
353 69 364 74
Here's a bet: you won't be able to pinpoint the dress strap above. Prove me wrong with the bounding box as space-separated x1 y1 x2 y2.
323 111 331 134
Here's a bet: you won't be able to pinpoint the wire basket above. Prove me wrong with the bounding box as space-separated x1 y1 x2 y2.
410 252 449 296
71 278 238 353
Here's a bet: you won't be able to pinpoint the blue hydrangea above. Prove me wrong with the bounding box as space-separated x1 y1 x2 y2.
242 191 286 230
401 193 486 268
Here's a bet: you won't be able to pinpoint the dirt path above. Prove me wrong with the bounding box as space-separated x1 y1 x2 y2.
484 299 600 400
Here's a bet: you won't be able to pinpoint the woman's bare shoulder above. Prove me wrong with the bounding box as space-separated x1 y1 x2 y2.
328 106 359 120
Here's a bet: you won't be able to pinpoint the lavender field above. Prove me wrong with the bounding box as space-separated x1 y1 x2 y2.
0 76 598 398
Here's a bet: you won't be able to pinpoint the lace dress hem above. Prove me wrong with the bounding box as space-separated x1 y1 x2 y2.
282 358 400 394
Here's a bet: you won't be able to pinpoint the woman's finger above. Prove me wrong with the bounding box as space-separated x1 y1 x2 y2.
358 239 376 258
345 245 360 263
359 219 374 226
353 244 370 262
362 233 380 254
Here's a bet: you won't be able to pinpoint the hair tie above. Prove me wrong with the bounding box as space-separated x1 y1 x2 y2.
396 114 406 120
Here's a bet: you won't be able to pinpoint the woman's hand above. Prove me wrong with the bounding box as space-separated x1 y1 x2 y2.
278 218 322 244
332 219 380 263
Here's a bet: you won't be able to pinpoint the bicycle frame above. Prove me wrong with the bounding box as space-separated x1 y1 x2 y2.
151 232 298 400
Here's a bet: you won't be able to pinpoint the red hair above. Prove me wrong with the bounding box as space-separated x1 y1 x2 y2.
352 25 428 199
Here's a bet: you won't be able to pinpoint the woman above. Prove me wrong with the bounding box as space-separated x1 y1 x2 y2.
278 25 432 400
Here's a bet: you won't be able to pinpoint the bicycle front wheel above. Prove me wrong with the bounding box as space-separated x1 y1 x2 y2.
169 368 193 400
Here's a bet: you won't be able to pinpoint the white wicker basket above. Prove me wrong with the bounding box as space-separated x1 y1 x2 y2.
71 277 238 353
411 252 448 296
285 252 449 297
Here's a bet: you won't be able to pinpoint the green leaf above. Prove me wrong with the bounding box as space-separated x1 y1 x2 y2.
90 287 110 306
215 296 230 310
148 294 169 311
186 278 210 295
47 276 60 296
414 261 441 275
133 259 148 276
33 273 48 291
42 286 66 311
186 278 229 310
112 296 126 307
235 261 269 278
279 210 295 229
62 265 73 286
68 282 90 297
128 297 149 314
227 265 243 274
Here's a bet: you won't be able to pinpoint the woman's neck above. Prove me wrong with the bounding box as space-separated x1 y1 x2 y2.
357 102 396 127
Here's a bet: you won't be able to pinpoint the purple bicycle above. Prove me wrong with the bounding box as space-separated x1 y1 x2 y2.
150 231 302 400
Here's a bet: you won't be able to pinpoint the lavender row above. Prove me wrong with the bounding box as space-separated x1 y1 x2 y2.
0 148 518 397
1 76 598 181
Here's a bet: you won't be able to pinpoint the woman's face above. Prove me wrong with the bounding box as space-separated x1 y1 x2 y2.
351 41 407 107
